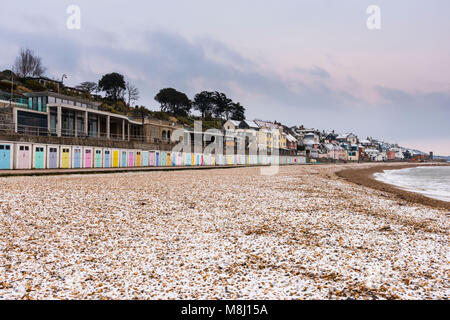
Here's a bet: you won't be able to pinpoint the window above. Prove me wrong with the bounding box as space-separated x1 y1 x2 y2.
25 146 29 151
6 145 10 150
0 145 3 150
86 150 91 154
20 146 24 151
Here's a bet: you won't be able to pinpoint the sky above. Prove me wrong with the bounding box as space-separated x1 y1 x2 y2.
0 0 449 155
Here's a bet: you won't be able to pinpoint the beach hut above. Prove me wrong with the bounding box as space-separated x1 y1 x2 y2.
127 150 135 167
60 146 72 169
215 153 222 166
166 152 172 166
159 151 166 167
149 151 156 166
103 148 112 168
136 151 142 167
0 141 13 170
84 147 93 168
121 150 128 167
202 153 210 166
239 154 245 165
46 145 59 169
93 148 103 168
112 149 120 168
177 152 184 166
15 143 32 169
71 146 83 169
193 153 199 166
226 155 232 165
141 151 149 167
32 145 46 169
183 152 190 166
155 151 160 166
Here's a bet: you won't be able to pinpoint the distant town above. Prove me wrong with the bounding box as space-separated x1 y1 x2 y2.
0 48 441 171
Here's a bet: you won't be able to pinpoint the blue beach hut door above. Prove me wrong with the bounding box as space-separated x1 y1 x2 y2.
122 151 127 167
49 147 58 168
0 144 11 169
73 149 82 168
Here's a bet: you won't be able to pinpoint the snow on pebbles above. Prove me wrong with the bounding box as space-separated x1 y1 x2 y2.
0 164 448 300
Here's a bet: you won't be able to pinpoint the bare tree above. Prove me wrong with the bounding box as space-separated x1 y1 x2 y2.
12 48 46 78
125 81 140 107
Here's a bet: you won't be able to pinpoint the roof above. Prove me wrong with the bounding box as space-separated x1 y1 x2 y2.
228 120 241 127
285 134 297 142
25 91 100 108
254 120 279 130
243 120 259 129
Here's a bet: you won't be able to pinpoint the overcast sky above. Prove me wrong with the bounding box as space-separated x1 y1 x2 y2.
1 0 449 155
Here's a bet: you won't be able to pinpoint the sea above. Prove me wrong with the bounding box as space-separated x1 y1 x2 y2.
374 166 450 202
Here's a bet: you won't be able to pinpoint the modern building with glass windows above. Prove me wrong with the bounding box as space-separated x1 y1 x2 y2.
10 91 143 140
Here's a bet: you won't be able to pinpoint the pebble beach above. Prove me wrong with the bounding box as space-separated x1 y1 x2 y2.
0 163 448 299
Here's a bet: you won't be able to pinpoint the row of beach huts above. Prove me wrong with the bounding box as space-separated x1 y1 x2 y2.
0 141 306 170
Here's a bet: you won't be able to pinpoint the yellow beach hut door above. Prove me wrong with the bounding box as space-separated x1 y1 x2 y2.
136 151 141 167
113 150 119 168
62 148 70 168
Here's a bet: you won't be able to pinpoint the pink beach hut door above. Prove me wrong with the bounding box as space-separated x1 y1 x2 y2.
128 152 134 167
85 150 92 168
18 145 30 169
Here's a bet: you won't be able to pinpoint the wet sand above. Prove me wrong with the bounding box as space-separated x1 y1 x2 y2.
336 163 450 210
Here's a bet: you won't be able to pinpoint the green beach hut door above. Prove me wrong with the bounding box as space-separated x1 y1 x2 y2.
35 147 45 169
95 150 102 168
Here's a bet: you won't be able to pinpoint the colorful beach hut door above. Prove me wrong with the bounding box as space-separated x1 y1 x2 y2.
85 150 92 168
0 144 11 169
161 152 166 167
62 148 70 168
149 152 155 166
121 151 127 167
113 151 119 168
73 149 82 168
95 150 102 168
48 147 58 169
136 152 141 167
34 147 45 169
18 145 30 169
128 152 134 167
104 151 111 167
156 152 160 166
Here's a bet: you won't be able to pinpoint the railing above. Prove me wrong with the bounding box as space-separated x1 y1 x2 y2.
0 121 146 141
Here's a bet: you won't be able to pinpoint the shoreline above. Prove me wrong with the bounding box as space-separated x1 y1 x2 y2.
336 162 450 210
